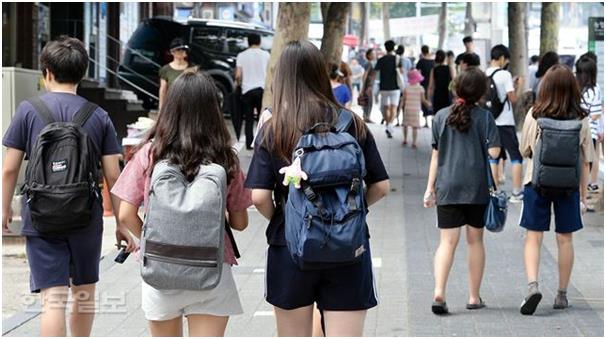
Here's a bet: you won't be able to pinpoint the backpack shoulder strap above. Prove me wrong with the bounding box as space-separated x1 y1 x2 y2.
73 101 98 127
489 68 503 79
336 109 354 133
27 96 55 126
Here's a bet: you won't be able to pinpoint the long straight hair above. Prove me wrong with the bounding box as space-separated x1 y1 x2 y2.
137 69 239 182
532 64 588 120
265 40 366 162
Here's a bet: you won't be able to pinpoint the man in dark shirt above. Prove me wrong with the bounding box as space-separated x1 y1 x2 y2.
455 36 480 72
374 40 402 138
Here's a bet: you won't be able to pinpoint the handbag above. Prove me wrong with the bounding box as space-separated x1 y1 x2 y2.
482 110 508 232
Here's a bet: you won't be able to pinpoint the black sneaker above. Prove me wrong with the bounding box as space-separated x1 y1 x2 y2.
553 290 569 309
520 283 542 315
386 129 393 138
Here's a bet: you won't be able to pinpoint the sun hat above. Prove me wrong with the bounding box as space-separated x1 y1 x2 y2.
407 69 424 85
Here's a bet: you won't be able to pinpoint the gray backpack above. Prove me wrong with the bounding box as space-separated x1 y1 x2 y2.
532 118 582 196
140 161 227 290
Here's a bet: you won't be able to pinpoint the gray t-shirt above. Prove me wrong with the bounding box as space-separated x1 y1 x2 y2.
431 106 500 205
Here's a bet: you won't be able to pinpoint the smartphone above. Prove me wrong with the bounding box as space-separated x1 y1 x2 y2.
114 248 130 264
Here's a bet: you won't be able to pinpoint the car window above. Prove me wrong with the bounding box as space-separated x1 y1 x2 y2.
192 27 224 53
225 29 274 54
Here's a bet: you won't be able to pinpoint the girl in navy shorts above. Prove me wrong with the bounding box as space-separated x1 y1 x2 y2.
518 64 593 315
424 68 501 315
245 40 390 336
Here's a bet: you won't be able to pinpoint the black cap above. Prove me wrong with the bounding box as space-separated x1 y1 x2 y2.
170 38 189 51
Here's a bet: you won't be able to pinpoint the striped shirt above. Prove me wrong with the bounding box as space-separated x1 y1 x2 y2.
581 85 603 140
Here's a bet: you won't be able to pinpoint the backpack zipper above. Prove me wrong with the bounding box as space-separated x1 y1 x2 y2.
144 253 218 268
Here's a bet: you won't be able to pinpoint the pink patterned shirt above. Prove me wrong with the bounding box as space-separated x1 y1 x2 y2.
111 143 252 265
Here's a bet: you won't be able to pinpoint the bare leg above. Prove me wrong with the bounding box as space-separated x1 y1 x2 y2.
149 316 183 337
187 314 229 337
412 127 418 147
69 283 96 336
524 230 544 283
402 125 408 144
323 310 367 337
556 233 574 290
434 228 461 301
512 163 523 192
274 305 314 337
466 226 485 304
40 286 69 337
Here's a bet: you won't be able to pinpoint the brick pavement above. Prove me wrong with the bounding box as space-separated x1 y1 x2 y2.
3 109 603 336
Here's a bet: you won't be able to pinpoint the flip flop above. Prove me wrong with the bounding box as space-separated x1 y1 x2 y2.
432 300 449 315
466 298 486 310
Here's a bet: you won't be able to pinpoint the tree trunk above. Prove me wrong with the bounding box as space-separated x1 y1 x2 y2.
438 3 447 50
464 2 475 37
320 3 351 65
539 2 559 56
508 2 528 130
359 2 368 48
262 3 311 108
382 2 390 41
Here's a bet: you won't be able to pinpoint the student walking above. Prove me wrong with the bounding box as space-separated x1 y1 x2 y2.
531 51 559 100
111 70 251 336
330 63 352 108
402 69 432 148
576 57 603 194
245 40 390 336
484 44 525 202
360 49 377 123
416 45 435 126
1 36 135 336
455 36 480 72
375 40 402 138
159 38 191 109
428 50 455 115
236 33 270 149
518 64 593 315
424 67 501 315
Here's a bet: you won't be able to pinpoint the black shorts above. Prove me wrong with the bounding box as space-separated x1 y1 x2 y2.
437 204 487 229
25 226 103 293
497 126 522 163
266 245 378 311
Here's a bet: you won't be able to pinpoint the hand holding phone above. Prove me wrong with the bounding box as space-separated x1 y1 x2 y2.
114 247 130 264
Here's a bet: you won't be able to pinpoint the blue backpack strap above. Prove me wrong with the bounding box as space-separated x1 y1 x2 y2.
336 109 354 133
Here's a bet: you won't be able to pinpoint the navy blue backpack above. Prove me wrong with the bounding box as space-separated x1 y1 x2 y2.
284 109 368 270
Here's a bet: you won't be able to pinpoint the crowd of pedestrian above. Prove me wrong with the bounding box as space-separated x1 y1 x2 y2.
0 31 603 337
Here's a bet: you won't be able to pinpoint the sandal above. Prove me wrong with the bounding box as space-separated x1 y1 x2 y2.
466 298 486 310
432 300 449 315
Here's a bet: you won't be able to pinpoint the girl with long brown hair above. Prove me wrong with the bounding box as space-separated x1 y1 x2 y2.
245 40 390 336
112 70 252 336
518 64 593 315
424 67 501 315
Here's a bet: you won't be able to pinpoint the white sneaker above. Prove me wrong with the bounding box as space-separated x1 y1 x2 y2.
509 192 524 203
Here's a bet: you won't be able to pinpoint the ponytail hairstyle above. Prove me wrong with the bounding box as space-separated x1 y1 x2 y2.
447 67 487 132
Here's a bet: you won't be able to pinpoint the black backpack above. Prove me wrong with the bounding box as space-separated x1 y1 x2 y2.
531 117 583 198
482 69 509 119
22 96 102 234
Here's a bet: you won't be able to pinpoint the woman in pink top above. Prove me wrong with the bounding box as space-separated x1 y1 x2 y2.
111 70 252 336
402 69 432 148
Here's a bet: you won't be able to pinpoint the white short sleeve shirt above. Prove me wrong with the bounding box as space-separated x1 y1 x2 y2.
486 66 515 126
236 47 270 94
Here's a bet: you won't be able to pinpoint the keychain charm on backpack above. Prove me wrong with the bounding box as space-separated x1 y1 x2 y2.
279 154 308 189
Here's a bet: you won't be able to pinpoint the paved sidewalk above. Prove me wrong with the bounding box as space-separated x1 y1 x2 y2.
3 109 603 336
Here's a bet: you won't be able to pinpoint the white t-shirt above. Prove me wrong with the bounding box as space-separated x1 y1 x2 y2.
485 66 515 126
236 47 270 94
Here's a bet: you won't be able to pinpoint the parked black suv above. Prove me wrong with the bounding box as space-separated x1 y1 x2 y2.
117 17 274 111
